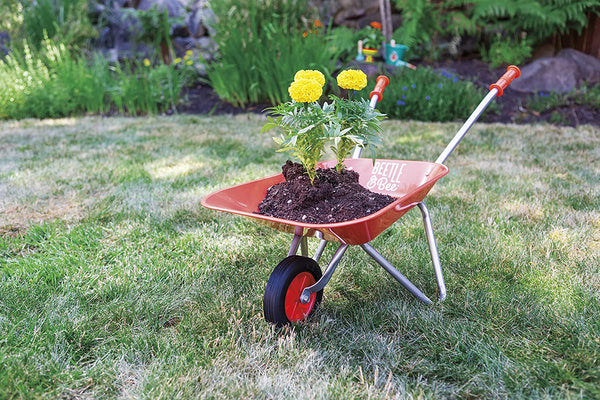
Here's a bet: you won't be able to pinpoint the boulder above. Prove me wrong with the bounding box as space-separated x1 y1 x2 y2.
557 48 600 85
511 48 600 94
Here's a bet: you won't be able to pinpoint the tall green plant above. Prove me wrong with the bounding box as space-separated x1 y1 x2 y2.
0 39 187 119
207 0 340 107
20 0 97 49
128 6 182 65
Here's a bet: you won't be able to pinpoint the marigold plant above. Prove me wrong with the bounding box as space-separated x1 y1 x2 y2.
263 68 385 183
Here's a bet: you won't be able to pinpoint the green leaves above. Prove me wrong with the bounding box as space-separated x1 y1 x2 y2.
264 95 386 181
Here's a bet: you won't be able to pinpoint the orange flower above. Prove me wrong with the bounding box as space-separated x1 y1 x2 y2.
370 21 382 30
314 19 323 28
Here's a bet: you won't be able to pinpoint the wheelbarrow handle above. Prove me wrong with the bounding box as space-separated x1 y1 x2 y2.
435 65 521 165
489 65 521 97
353 75 390 158
369 75 390 105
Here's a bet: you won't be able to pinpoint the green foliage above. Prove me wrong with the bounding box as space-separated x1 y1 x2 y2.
206 0 340 107
392 0 600 62
326 95 384 168
263 102 331 183
526 83 600 113
327 26 357 63
393 0 440 58
0 0 22 35
20 0 97 49
262 69 385 180
355 24 385 50
469 0 600 43
481 34 533 68
367 67 497 122
0 39 188 119
127 6 183 64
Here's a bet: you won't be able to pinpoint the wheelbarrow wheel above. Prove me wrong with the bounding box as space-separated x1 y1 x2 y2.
263 255 323 326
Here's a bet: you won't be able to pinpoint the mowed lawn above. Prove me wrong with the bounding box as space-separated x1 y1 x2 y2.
1 114 599 399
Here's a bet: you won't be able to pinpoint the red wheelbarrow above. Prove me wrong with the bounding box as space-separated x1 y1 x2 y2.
202 66 521 326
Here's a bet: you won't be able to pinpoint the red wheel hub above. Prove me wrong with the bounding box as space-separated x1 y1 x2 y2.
284 272 317 322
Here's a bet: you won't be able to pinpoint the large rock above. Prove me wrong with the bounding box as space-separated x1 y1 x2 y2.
556 48 600 85
511 48 600 94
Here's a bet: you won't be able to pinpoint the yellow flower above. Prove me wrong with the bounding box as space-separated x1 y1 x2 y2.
288 78 323 103
293 70 325 87
336 70 367 91
186 59 193 66
186 50 193 57
174 57 182 65
143 58 151 67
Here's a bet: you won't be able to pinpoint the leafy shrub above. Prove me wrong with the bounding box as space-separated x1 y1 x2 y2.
481 34 533 68
20 0 97 49
206 0 340 107
392 0 600 63
365 67 497 122
0 39 189 119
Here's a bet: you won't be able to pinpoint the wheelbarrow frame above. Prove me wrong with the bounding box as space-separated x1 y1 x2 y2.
201 66 521 325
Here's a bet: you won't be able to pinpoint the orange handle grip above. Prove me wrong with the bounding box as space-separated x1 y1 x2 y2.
370 75 390 101
489 65 521 97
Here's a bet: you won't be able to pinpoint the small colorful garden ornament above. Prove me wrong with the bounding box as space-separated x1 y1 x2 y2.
358 21 385 63
355 40 365 62
385 40 416 70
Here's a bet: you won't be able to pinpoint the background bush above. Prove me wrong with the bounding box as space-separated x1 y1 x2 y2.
206 0 341 107
0 39 190 119
364 67 497 122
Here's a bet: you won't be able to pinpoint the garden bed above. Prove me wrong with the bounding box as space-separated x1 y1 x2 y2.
179 59 600 128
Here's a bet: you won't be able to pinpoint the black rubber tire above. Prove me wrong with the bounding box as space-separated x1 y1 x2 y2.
263 255 323 327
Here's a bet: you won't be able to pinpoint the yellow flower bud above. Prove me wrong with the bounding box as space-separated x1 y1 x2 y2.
293 70 325 87
337 70 367 91
288 78 323 103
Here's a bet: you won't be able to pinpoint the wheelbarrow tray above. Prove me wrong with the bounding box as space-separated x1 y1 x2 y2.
201 158 448 245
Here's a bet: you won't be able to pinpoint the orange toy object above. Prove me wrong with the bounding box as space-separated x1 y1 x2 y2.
202 67 521 327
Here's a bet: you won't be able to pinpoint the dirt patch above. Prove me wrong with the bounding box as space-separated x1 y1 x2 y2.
256 161 395 224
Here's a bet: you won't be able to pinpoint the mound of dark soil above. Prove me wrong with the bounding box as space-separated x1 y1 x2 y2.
256 161 395 224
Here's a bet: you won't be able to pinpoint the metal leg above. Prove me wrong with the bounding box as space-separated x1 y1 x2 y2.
288 229 304 257
300 236 309 257
300 244 348 304
417 202 446 301
361 243 433 304
313 239 328 262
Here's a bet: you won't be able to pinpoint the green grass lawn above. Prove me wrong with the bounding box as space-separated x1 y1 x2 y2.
1 115 599 399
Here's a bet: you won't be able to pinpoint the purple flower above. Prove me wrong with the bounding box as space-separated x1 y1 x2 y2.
402 86 408 91
438 83 443 88
412 84 416 89
401 95 406 99
396 100 406 106
452 77 458 83
426 96 430 101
